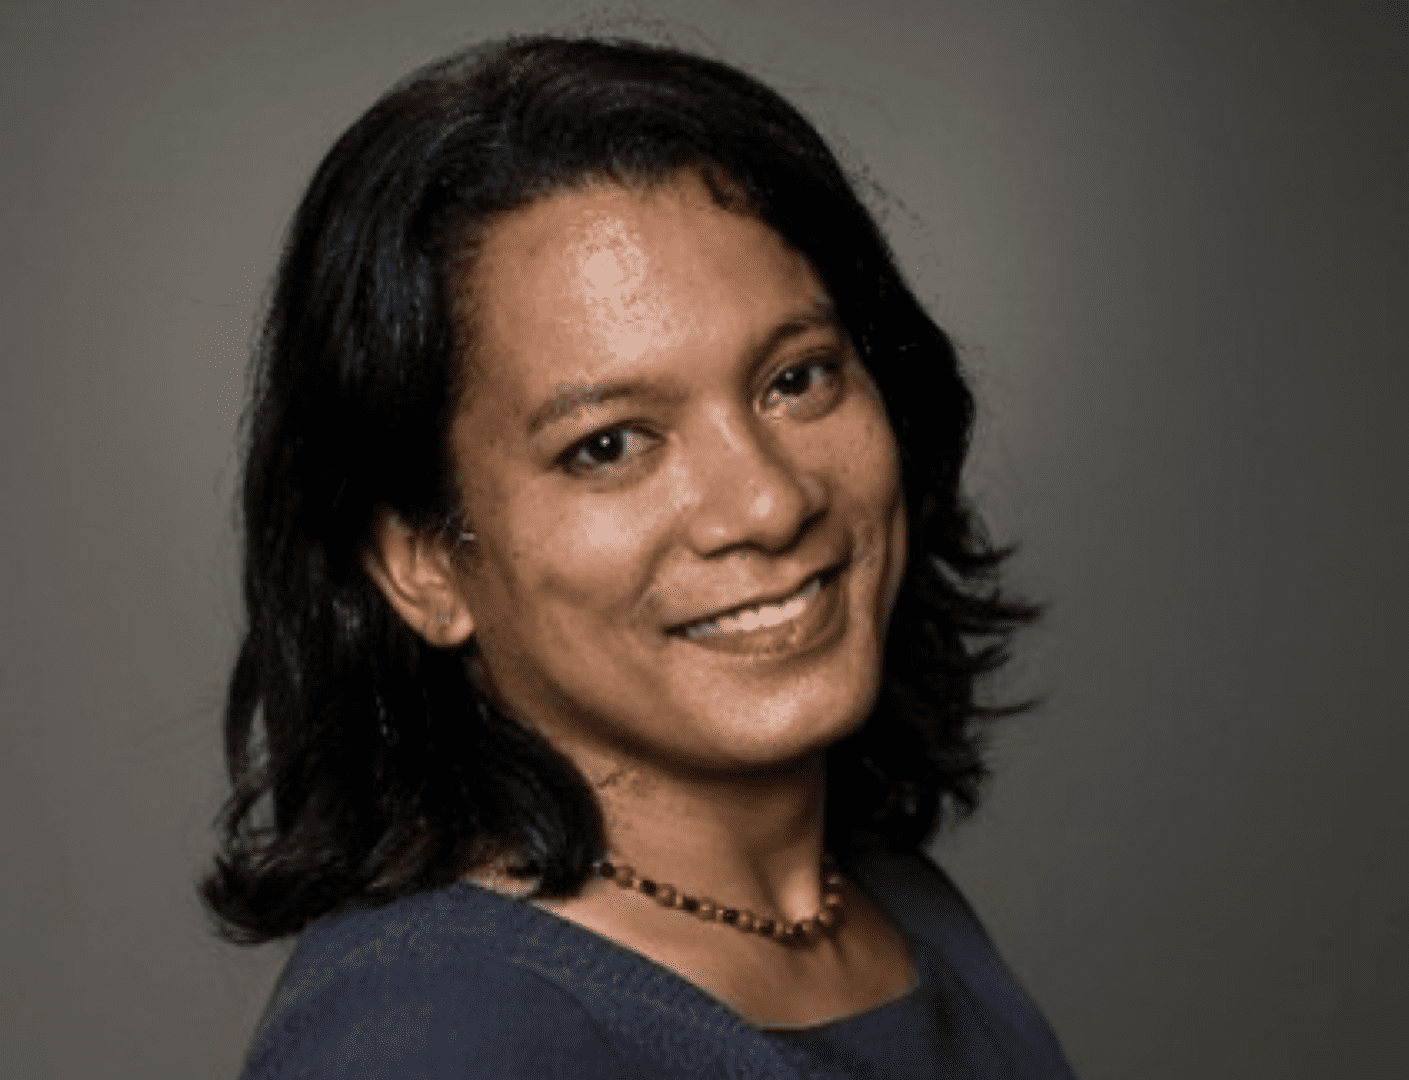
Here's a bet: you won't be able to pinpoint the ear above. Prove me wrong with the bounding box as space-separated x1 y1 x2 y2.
363 512 476 647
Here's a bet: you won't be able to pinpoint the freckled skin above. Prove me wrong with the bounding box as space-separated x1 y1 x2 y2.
421 173 917 1026
450 173 908 780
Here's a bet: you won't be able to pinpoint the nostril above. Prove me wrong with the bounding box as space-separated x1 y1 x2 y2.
683 419 829 557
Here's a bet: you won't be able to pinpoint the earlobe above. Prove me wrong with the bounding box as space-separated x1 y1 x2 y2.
363 512 477 647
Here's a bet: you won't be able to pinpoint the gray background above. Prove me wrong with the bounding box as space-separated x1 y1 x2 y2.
2 2 1404 1077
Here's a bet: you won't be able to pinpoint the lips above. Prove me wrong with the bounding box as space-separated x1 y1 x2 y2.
666 563 848 659
667 563 844 638
681 575 822 639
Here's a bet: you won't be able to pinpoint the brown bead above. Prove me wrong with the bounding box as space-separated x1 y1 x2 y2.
592 854 844 946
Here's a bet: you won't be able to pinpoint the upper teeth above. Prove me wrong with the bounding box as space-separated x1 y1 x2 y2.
684 577 821 639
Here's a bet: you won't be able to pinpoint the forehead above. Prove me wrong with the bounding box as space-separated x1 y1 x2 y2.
456 174 833 411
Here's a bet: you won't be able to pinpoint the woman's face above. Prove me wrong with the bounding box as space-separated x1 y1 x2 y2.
447 171 906 777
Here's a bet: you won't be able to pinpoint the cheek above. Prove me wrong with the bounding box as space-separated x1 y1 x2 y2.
826 403 906 606
830 399 903 520
500 491 660 620
883 495 908 621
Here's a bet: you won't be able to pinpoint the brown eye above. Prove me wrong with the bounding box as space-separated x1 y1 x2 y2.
764 360 843 414
565 427 652 473
583 431 625 463
774 365 820 397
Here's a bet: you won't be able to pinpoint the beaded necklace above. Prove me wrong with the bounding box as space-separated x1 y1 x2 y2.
594 852 845 945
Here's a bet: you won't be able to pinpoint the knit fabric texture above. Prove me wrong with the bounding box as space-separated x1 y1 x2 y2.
240 848 1078 1079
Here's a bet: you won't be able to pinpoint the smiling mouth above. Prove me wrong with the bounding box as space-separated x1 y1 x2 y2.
677 572 830 640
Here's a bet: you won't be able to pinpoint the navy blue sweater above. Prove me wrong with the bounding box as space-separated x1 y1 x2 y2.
242 849 1077 1078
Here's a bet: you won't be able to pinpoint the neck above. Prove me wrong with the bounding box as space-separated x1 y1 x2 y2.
589 751 830 923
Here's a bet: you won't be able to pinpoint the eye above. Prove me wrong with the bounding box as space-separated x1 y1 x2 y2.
564 427 654 474
762 357 845 415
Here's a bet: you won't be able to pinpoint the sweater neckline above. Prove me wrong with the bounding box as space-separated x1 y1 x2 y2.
453 854 926 1034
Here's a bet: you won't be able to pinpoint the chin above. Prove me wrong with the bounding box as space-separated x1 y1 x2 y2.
654 570 885 764
680 671 880 775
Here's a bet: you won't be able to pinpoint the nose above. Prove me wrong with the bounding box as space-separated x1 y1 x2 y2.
684 407 826 556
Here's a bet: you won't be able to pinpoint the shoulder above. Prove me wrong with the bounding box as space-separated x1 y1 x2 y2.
241 886 627 1080
841 846 991 948
843 847 1079 1078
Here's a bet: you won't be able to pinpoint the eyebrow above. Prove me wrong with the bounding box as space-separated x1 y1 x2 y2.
524 301 843 437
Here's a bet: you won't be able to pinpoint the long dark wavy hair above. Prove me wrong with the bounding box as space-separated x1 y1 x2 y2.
200 36 1037 945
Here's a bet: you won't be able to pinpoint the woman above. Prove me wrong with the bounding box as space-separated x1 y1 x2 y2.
205 36 1076 1078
